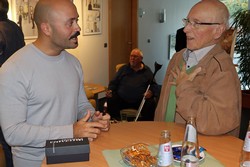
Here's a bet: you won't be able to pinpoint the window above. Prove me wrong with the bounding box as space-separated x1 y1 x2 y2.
221 0 248 16
221 0 249 65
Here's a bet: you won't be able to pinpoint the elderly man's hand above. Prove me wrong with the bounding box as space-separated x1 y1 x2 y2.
144 90 153 99
171 63 201 86
105 90 112 98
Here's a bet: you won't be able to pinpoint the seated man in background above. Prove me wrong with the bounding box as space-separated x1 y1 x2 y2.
154 0 241 136
106 48 158 121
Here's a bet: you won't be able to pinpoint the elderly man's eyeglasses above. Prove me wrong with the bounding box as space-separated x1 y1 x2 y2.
182 18 221 28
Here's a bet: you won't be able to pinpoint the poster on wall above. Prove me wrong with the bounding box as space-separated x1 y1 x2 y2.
168 34 176 59
82 0 102 35
12 0 39 39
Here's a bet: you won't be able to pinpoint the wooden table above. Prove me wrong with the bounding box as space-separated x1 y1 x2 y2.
41 122 243 167
84 83 106 110
84 83 106 96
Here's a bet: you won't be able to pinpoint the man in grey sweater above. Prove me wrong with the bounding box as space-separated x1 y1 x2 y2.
0 0 110 166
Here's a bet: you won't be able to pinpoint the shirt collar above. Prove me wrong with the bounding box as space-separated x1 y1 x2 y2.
183 44 216 62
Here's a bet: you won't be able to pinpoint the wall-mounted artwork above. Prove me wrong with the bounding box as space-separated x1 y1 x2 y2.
82 0 102 35
168 34 176 59
12 0 38 39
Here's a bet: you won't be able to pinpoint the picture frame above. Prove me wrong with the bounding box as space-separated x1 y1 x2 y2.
82 0 102 35
168 34 176 59
11 0 39 39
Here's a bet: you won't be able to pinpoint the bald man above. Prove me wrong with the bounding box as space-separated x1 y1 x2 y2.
0 0 110 166
155 0 241 136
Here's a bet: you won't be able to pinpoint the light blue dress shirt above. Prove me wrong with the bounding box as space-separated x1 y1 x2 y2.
183 45 216 69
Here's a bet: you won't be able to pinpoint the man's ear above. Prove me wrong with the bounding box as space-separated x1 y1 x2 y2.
214 25 226 40
40 23 50 36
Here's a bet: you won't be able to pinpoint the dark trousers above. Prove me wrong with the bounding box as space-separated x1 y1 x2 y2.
107 93 156 121
0 127 13 167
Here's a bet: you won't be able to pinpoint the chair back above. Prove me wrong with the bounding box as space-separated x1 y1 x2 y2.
115 63 126 72
0 144 6 167
229 29 237 60
220 28 237 60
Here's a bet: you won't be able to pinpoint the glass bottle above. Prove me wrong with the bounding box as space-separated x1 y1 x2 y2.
240 121 250 167
103 101 108 116
180 116 199 167
157 130 174 167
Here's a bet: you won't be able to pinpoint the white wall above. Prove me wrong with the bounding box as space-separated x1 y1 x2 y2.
138 0 199 84
71 0 109 87
65 0 109 87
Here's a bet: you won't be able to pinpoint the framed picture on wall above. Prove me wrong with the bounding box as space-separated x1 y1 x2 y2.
11 0 39 39
82 0 102 35
168 34 176 59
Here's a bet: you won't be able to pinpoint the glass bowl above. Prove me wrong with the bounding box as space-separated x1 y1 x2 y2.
120 143 158 167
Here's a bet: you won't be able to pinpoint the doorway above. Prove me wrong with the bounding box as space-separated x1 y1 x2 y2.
108 0 138 80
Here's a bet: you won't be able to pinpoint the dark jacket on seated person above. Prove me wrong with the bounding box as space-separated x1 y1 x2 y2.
107 63 158 121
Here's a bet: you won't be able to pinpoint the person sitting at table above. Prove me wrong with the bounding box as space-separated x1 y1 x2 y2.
154 0 241 136
0 0 110 167
106 48 159 121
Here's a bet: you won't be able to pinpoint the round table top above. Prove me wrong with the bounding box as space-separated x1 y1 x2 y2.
41 121 243 167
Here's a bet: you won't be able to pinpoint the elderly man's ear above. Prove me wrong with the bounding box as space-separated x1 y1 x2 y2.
214 25 226 40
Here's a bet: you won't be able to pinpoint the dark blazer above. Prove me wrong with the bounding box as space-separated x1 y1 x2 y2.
0 18 25 66
175 27 186 52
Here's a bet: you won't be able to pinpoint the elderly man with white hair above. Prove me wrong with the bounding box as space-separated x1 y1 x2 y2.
154 0 241 136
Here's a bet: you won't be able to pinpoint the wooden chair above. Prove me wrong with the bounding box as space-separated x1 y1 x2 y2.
229 29 237 60
84 87 96 109
220 28 237 60
0 144 6 167
115 63 126 72
120 108 138 121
